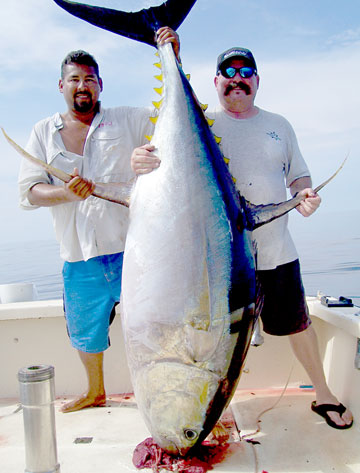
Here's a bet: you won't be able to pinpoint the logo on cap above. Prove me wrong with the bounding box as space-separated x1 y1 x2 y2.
224 50 248 59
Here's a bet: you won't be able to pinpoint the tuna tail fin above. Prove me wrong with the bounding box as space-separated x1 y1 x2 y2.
52 0 197 46
243 156 348 230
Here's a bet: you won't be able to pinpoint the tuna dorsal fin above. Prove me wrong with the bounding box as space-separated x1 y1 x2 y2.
52 0 197 46
242 156 348 230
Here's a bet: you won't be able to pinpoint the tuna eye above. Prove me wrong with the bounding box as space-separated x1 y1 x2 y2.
184 429 198 441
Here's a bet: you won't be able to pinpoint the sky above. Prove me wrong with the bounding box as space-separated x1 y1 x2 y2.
1 0 360 244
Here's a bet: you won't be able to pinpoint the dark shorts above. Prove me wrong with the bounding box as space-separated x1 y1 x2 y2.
256 259 311 336
62 252 123 353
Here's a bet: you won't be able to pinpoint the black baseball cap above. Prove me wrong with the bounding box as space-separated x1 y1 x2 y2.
216 47 257 74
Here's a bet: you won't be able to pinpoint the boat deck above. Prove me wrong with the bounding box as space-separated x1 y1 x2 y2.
2 387 359 473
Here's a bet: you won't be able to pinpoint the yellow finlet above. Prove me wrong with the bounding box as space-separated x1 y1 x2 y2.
149 116 158 125
232 176 237 183
214 135 222 144
154 74 163 82
155 51 159 57
153 62 162 69
201 104 208 111
206 118 215 127
152 99 163 109
154 86 163 96
223 157 230 165
186 74 191 80
145 135 153 142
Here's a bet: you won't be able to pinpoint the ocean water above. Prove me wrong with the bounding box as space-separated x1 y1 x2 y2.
289 210 360 307
0 210 359 306
0 239 63 301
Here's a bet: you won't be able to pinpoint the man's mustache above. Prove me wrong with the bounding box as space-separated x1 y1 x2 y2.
225 81 251 96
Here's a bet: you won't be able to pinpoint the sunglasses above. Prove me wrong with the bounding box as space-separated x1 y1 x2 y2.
220 66 257 79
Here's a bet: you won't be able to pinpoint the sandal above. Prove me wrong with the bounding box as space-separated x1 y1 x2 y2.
311 401 353 430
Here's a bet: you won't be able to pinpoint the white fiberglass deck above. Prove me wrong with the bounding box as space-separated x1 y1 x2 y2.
1 388 359 473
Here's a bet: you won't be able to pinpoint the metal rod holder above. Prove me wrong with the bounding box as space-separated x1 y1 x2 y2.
18 365 60 473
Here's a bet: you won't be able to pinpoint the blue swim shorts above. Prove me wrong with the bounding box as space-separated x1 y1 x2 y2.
62 252 123 353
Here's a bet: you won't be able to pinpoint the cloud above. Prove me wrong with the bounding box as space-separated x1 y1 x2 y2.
0 2 131 82
0 0 170 100
327 28 360 47
259 42 360 137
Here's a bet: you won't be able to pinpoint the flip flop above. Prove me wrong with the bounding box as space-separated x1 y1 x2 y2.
311 401 353 430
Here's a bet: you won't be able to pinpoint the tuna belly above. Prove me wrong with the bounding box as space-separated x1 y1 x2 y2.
121 147 234 358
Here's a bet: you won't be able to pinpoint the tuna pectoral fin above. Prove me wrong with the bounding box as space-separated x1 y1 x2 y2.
243 157 347 230
52 0 196 46
2 127 132 207
241 195 304 230
184 324 223 363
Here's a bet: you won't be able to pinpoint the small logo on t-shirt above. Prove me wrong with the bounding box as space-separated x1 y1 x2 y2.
266 131 281 141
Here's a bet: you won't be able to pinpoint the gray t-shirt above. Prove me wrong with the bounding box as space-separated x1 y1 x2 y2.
207 106 310 270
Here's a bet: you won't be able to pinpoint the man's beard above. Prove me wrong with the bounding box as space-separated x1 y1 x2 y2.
225 81 251 96
73 93 94 113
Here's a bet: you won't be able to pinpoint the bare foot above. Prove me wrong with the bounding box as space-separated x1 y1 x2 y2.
206 421 230 445
60 393 106 413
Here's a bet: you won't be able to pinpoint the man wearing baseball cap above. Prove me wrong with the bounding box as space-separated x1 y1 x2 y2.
209 46 353 430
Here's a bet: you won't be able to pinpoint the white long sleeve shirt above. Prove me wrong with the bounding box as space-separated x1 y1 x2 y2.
18 105 153 262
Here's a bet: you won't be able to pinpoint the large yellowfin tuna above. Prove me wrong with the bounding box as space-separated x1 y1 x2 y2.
50 1 261 456
2 0 342 458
